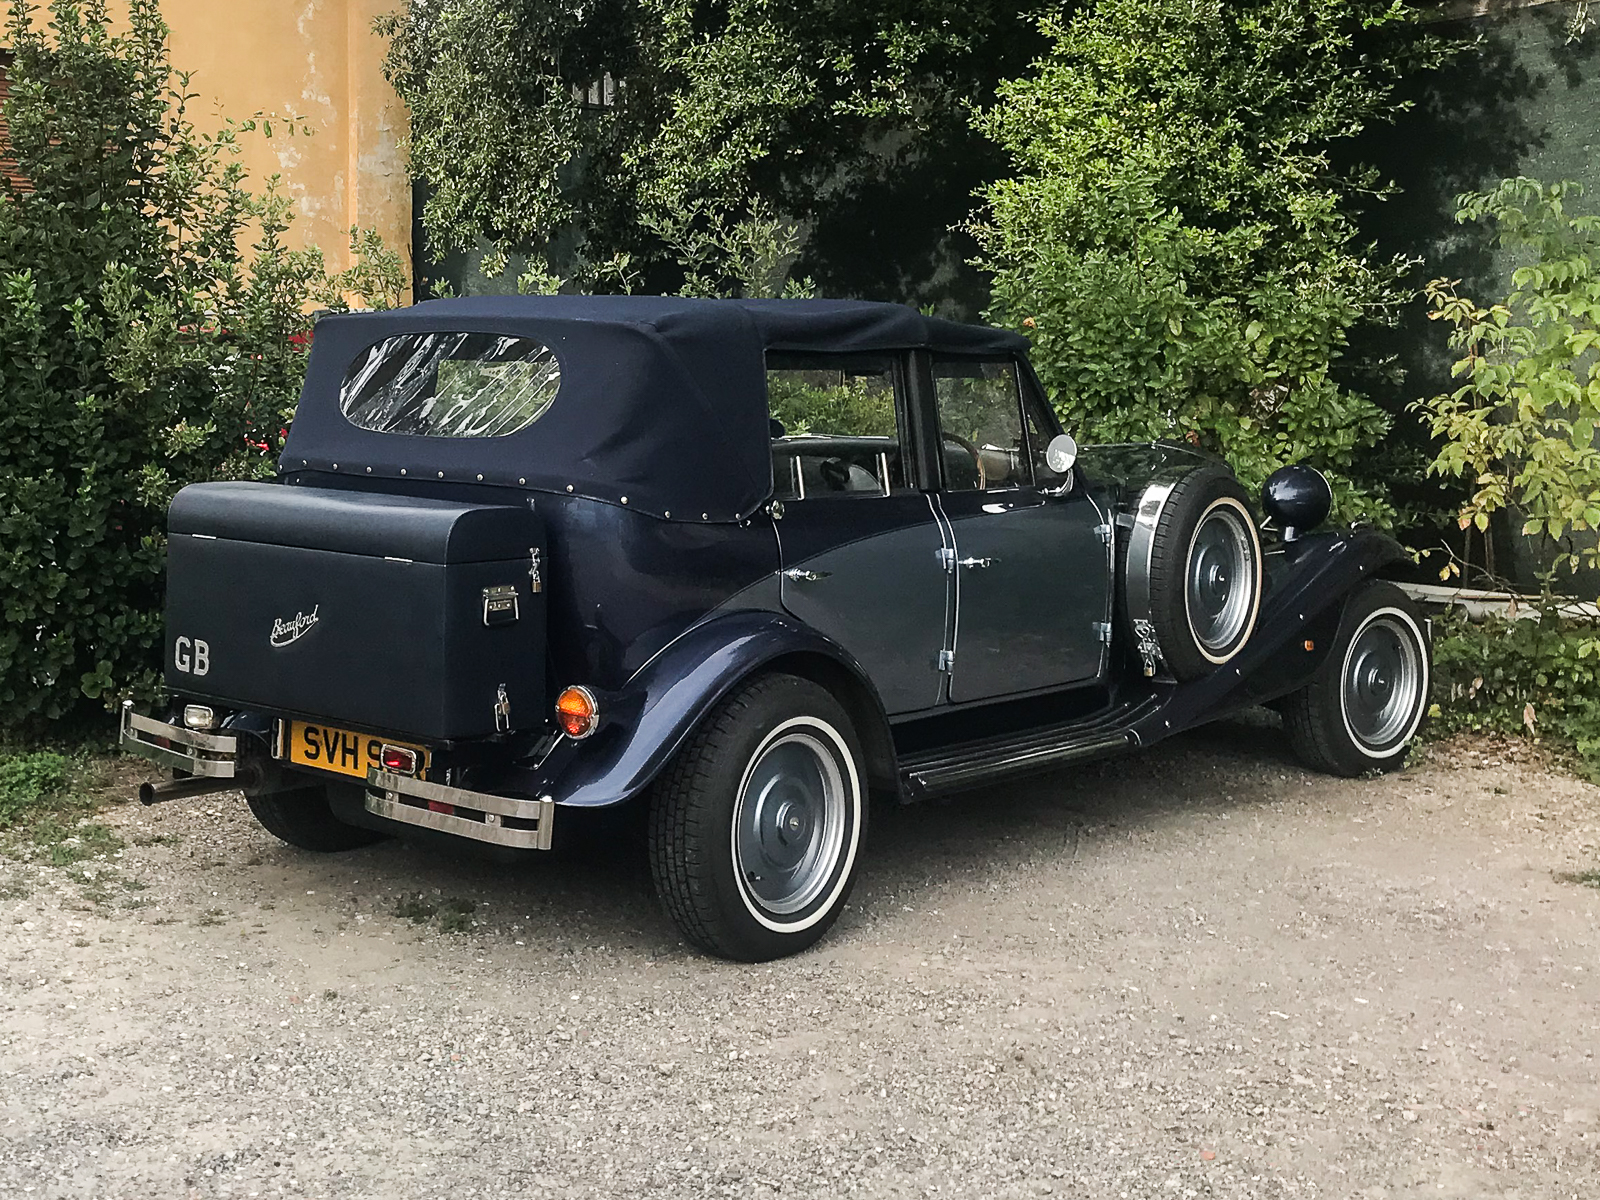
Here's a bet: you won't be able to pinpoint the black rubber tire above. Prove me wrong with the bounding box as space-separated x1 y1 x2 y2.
246 780 385 852
647 673 867 962
1144 466 1263 681
1283 580 1432 777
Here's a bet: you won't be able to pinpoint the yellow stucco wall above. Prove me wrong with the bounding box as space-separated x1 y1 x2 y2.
162 0 410 300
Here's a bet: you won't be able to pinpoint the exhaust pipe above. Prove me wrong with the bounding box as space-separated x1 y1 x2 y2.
139 763 261 806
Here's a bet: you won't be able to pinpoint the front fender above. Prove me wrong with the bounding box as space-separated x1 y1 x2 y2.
1131 527 1409 743
513 610 887 808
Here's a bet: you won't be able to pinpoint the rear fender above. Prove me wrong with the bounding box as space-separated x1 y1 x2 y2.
516 610 893 808
1130 529 1409 743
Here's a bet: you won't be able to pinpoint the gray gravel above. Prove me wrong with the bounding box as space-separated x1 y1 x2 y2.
3 720 1598 1199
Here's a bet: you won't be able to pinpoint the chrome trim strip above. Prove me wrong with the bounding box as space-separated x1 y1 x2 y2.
908 731 1131 794
1123 478 1178 655
364 769 555 851
1083 488 1114 678
926 492 958 705
124 709 239 753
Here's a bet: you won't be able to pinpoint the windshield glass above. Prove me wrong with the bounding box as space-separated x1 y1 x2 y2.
339 332 561 438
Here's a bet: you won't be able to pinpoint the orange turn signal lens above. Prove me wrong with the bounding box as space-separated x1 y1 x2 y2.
555 685 598 739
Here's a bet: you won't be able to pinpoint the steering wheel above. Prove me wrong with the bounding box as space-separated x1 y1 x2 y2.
942 434 988 490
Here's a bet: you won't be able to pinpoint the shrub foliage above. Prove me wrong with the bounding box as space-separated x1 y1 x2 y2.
375 0 1040 294
969 0 1444 517
1432 610 1600 781
0 0 403 731
1415 178 1600 580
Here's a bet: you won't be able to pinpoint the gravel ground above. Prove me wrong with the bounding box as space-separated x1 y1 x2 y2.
2 720 1598 1200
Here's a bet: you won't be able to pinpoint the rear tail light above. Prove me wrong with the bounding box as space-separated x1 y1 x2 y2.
555 685 598 739
380 744 418 775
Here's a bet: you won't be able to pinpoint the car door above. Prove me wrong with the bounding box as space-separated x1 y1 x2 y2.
768 352 950 716
931 355 1112 704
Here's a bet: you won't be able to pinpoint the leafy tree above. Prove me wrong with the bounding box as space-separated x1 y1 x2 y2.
1415 179 1600 584
0 0 404 730
376 0 1042 295
969 0 1446 517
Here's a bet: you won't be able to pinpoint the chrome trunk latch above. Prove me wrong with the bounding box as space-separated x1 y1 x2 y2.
494 684 511 733
528 547 543 593
482 585 519 626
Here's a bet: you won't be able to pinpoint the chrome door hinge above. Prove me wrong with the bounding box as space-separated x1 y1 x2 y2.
766 499 785 520
1094 523 1114 547
1093 620 1113 644
937 649 955 672
528 547 543 593
937 547 955 573
494 684 511 733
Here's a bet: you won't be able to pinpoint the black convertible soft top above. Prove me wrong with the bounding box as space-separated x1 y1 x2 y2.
281 295 1029 522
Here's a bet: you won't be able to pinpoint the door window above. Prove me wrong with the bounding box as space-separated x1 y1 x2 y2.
933 359 1032 491
767 356 908 500
1020 377 1072 490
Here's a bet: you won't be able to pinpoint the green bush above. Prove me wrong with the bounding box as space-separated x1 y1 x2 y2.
1414 178 1600 580
376 0 1041 294
1431 612 1600 781
0 749 70 828
0 0 403 732
969 0 1445 518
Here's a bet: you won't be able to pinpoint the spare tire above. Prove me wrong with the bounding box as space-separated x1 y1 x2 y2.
1124 465 1263 681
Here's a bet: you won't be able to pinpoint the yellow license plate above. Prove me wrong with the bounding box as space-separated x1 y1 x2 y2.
284 721 429 780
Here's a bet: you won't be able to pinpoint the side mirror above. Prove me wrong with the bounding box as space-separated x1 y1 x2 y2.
1043 433 1078 494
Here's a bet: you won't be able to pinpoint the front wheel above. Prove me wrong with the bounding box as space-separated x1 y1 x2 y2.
648 674 867 961
1283 580 1431 777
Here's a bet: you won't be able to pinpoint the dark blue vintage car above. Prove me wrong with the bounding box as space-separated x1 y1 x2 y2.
121 296 1432 960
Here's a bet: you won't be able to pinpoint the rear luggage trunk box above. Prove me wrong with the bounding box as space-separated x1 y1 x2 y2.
166 482 545 741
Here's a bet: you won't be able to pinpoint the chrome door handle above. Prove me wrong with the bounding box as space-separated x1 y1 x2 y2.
958 557 997 569
782 568 832 582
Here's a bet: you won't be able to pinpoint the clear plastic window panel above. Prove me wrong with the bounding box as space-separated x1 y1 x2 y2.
340 333 561 438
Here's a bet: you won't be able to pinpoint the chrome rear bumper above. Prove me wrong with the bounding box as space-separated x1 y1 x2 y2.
364 768 555 851
119 700 240 778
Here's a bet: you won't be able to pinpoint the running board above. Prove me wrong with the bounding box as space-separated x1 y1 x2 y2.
897 696 1159 801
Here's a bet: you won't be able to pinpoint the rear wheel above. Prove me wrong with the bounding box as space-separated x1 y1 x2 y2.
1283 580 1431 777
246 777 385 852
648 674 866 961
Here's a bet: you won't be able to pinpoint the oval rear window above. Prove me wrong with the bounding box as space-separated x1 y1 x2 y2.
340 332 561 438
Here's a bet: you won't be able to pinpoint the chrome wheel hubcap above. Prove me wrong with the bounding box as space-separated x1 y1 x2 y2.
735 731 847 916
1343 616 1424 748
1187 506 1255 653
